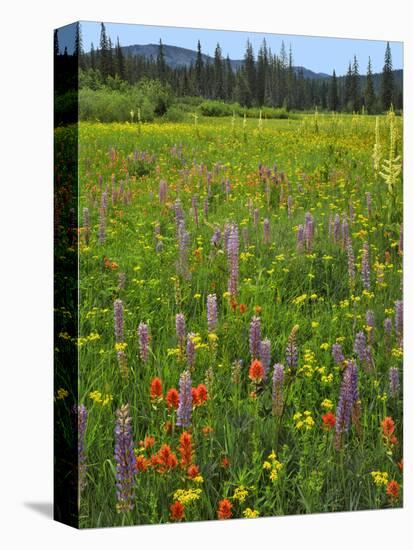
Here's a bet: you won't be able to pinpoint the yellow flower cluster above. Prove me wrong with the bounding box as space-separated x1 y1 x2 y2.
263 451 283 482
321 399 334 410
89 390 113 406
233 485 248 503
173 488 202 504
56 388 69 400
115 342 127 352
371 471 389 486
243 508 260 518
294 411 315 430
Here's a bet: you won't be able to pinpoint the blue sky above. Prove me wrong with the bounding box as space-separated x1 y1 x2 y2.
60 21 403 76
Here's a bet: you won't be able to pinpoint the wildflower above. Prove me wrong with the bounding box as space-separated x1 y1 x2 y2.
152 444 178 473
322 411 336 430
186 332 196 369
150 377 163 400
175 313 186 350
138 322 149 363
114 404 135 513
56 388 69 400
166 388 179 409
221 457 230 469
117 349 128 378
371 471 389 486
263 218 270 244
249 359 264 383
113 299 124 344
187 464 200 479
243 508 260 518
176 370 192 428
381 416 395 438
365 310 375 344
297 224 304 251
239 303 246 314
192 383 208 406
347 239 355 286
304 212 315 251
264 451 283 481
77 405 88 493
173 488 202 505
259 338 271 378
207 293 218 332
233 486 248 503
217 499 232 519
140 436 155 449
334 360 359 449
272 363 284 417
395 300 403 345
227 223 239 298
98 207 106 244
135 455 149 472
286 325 299 369
361 242 370 290
386 480 400 500
178 431 193 466
389 367 400 398
170 501 185 521
321 399 333 410
249 316 261 359
332 343 345 365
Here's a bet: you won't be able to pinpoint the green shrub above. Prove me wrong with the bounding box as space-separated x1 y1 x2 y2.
164 105 186 122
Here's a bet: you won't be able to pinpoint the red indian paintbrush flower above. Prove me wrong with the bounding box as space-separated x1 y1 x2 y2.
322 411 336 430
217 498 232 519
249 359 264 382
386 480 400 499
187 464 200 479
178 431 193 466
166 388 179 409
150 377 163 399
170 501 185 521
381 416 395 437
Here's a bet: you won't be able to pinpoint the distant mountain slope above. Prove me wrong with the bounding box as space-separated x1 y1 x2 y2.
119 43 331 78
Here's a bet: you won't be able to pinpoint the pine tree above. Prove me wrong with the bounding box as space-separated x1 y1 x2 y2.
365 57 376 114
99 23 110 80
381 42 394 111
214 43 224 99
157 39 166 81
344 61 353 111
54 30 59 57
328 69 339 111
224 55 235 101
115 37 125 80
351 55 360 112
244 40 256 106
90 43 96 71
256 39 268 106
195 40 204 95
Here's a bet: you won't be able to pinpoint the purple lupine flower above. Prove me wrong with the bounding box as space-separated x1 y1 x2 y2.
297 224 304 251
159 179 168 203
114 299 124 343
334 361 359 449
211 228 222 247
138 322 149 363
395 300 403 345
98 207 106 244
333 213 340 244
259 338 271 378
186 333 196 369
176 370 192 427
224 223 231 251
366 310 375 344
207 294 218 332
263 218 270 244
177 221 190 278
77 404 88 493
341 216 349 248
287 195 293 218
225 178 231 197
227 224 239 298
173 199 184 228
332 343 345 365
389 367 400 398
347 239 355 285
304 212 314 251
272 363 284 416
365 192 372 218
249 316 261 359
176 313 186 351
114 404 135 513
203 196 209 217
83 207 90 246
354 331 367 364
361 242 370 290
285 325 298 369
101 191 108 212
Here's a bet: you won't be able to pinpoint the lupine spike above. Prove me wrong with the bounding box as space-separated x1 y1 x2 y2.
176 370 192 428
138 322 149 363
272 363 284 416
207 294 218 332
114 404 135 513
114 299 124 343
249 316 261 359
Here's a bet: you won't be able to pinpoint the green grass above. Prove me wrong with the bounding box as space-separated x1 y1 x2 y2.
59 113 403 527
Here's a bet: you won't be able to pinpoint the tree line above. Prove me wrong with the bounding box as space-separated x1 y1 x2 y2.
58 23 402 113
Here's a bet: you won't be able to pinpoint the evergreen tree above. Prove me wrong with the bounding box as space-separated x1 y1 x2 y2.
244 40 256 106
328 69 339 111
157 39 167 81
99 23 110 79
364 57 375 114
381 41 394 111
224 55 235 101
115 37 125 80
344 61 353 111
256 39 268 106
351 55 360 112
214 43 224 99
90 43 96 70
54 29 59 57
195 40 204 95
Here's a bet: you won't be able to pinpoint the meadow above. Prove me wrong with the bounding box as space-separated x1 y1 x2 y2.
59 112 403 527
